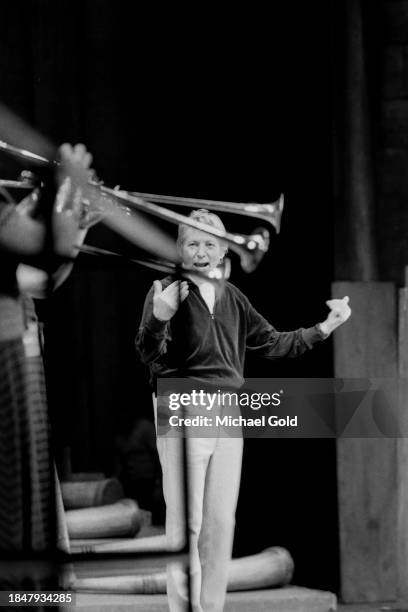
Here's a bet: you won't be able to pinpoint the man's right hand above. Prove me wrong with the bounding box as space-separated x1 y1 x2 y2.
53 143 94 257
153 280 189 321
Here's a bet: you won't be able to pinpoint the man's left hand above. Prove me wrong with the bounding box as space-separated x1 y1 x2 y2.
319 296 351 335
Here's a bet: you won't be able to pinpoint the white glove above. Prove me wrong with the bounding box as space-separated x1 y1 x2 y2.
153 280 189 321
319 296 351 335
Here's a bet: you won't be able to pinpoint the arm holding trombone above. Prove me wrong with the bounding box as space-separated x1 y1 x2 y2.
0 143 100 296
0 143 94 257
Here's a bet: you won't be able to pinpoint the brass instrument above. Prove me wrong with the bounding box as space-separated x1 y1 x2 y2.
0 140 283 273
128 190 283 233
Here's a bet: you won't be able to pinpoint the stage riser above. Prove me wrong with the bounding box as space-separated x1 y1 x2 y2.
64 586 336 612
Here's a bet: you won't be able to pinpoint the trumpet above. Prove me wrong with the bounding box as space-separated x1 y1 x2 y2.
0 140 283 273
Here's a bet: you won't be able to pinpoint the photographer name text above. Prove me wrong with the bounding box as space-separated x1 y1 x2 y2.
168 415 298 428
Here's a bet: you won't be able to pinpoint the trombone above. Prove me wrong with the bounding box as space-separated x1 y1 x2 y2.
128 190 283 233
0 140 283 273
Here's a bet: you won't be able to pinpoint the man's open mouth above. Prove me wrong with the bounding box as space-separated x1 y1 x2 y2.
194 262 209 268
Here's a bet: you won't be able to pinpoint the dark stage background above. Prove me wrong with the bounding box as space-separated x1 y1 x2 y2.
1 0 346 593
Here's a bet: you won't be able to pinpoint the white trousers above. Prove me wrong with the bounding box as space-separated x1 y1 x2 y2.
155 403 243 612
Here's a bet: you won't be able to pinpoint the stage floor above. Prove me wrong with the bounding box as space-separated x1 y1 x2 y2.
62 585 337 611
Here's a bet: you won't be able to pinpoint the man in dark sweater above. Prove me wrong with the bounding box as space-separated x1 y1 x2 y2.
136 209 351 612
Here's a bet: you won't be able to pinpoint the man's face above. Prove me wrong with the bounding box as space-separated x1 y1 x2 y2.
179 228 226 274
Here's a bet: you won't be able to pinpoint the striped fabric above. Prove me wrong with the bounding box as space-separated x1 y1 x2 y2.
0 337 53 551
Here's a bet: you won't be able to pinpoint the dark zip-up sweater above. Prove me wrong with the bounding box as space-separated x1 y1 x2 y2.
136 277 326 390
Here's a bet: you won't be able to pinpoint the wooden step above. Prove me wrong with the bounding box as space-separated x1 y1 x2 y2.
65 586 337 611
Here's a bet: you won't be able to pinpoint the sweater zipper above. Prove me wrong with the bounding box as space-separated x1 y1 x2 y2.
194 287 215 319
